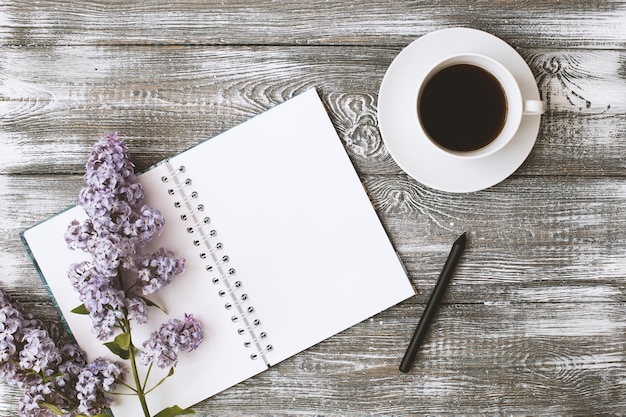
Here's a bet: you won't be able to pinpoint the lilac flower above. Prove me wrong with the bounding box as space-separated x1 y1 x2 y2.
0 305 45 394
76 358 125 416
140 314 203 368
118 181 145 209
64 219 95 252
18 328 61 374
83 133 135 192
56 134 202 416
0 306 23 362
67 262 126 340
90 234 123 276
65 133 182 337
0 361 21 390
124 296 149 324
136 248 186 295
56 344 87 389
78 134 165 243
89 198 133 236
131 205 165 247
0 288 125 416
18 384 48 417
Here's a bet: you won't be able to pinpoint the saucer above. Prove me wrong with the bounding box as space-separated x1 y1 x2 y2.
378 28 542 193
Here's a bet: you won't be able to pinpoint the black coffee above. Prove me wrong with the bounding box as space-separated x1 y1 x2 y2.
418 64 507 152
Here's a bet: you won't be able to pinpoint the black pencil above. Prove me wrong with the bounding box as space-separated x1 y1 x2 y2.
399 232 467 373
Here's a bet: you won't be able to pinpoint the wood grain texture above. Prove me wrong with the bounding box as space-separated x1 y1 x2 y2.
1 1 625 416
1 0 625 48
3 175 625 303
1 46 625 176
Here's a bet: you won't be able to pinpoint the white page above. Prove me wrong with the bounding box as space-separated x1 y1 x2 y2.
22 89 415 416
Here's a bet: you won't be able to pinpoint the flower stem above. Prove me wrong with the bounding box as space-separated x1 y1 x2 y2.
125 319 151 417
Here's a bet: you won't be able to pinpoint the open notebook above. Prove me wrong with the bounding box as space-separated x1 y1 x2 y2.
21 89 415 416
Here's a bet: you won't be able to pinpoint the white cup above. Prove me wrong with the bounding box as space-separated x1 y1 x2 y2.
416 53 545 159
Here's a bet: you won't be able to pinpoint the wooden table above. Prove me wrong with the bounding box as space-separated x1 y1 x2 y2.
1 1 625 416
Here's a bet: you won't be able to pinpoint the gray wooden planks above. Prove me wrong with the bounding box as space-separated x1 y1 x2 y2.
1 0 625 416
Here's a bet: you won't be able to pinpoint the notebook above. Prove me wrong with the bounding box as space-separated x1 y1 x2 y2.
21 89 415 416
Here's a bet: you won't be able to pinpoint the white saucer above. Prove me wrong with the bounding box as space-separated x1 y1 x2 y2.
378 28 542 193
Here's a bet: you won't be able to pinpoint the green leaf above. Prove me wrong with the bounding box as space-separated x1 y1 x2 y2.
114 331 131 350
71 304 89 315
40 403 64 415
138 295 168 314
104 340 130 360
154 405 195 417
77 414 110 417
103 331 131 359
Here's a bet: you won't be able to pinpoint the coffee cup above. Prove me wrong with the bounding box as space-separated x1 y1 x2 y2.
416 53 545 159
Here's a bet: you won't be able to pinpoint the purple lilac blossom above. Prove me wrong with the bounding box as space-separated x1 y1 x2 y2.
136 248 186 295
75 358 124 416
18 384 49 417
64 133 186 339
65 219 95 253
0 288 125 417
139 314 203 368
56 344 87 389
67 261 126 340
124 296 149 324
0 306 23 363
18 328 61 374
56 134 201 413
72 133 164 250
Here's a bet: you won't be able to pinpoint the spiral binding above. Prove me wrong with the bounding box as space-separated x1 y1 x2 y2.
162 160 273 367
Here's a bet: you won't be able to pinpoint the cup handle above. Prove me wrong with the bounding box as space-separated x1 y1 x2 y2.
523 99 546 115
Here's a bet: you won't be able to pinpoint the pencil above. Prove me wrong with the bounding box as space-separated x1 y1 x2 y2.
399 232 467 373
